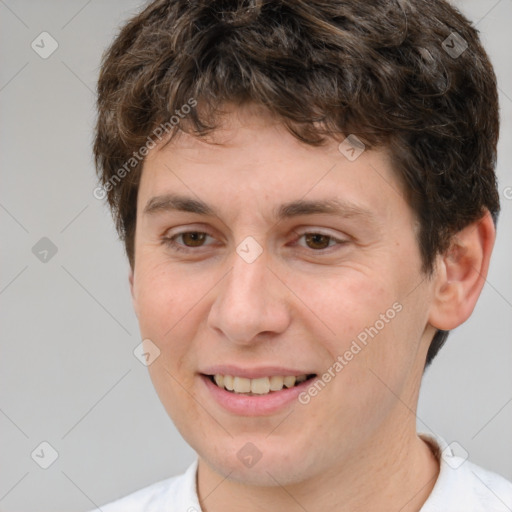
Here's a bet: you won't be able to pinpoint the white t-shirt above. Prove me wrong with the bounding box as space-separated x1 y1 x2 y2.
92 434 512 512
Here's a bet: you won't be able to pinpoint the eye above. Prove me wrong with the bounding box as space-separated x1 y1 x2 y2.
176 231 208 247
294 231 348 251
161 229 348 254
303 233 334 250
162 231 214 252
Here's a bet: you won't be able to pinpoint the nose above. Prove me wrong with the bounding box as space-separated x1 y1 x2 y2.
207 246 291 346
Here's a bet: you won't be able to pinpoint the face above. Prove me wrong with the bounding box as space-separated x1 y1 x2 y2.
130 104 438 486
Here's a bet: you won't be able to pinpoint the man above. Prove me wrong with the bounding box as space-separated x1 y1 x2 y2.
91 0 512 510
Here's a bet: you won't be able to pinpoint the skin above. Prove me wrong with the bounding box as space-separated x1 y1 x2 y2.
129 103 495 512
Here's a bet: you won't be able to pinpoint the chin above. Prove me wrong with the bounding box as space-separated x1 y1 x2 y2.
196 434 320 487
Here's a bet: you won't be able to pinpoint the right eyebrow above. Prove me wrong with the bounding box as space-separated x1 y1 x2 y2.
143 194 214 216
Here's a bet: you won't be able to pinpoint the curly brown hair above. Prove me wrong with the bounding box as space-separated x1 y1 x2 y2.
94 0 500 366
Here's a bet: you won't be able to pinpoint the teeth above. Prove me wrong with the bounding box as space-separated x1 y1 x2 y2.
233 376 251 393
283 376 296 388
251 377 270 394
269 375 284 391
224 375 234 391
212 374 309 394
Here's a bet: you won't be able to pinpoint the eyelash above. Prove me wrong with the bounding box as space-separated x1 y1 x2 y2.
161 230 348 254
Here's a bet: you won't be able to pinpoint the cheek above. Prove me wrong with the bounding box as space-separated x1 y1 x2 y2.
134 258 194 333
133 264 205 422
294 269 397 355
132 262 204 374
297 265 422 393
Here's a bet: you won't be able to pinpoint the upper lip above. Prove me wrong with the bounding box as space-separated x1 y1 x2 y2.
200 365 315 379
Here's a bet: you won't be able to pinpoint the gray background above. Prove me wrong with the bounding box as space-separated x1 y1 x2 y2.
0 1 510 510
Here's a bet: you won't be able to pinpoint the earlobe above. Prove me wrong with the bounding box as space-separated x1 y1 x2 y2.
428 211 495 331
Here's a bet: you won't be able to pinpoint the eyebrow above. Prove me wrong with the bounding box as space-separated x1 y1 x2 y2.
143 193 376 223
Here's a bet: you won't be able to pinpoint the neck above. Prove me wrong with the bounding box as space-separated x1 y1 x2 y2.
197 417 439 512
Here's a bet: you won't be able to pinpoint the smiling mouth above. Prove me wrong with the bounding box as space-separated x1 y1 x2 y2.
205 374 317 395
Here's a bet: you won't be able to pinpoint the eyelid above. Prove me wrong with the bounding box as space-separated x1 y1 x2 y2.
292 227 348 239
162 224 218 240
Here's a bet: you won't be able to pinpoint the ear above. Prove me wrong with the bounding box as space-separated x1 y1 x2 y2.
129 267 138 318
428 211 496 331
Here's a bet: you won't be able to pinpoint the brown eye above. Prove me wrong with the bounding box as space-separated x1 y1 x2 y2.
304 233 334 250
180 232 207 247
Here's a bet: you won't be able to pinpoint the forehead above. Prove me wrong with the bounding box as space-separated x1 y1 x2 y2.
138 107 408 226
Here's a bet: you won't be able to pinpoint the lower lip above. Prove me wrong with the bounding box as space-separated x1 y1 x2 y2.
200 375 314 416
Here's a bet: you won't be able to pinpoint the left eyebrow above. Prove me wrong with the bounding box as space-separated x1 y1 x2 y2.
275 198 376 223
143 193 376 223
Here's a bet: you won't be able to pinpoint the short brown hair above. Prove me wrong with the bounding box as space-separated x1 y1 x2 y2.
94 0 500 366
